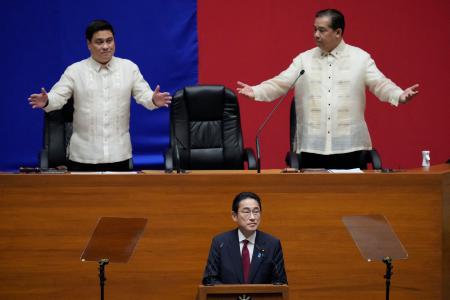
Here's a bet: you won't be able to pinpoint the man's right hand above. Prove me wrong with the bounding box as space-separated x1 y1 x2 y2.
28 87 49 109
236 81 255 99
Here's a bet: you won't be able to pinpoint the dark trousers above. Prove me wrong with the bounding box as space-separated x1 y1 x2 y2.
299 151 365 169
68 159 131 172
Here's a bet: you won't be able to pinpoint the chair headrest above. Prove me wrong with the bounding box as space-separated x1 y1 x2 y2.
183 85 229 121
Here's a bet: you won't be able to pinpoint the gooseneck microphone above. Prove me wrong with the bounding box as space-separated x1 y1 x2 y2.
203 242 224 286
255 70 305 173
254 243 284 285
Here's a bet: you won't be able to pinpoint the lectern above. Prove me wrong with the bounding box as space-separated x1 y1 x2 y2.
81 217 148 300
197 284 289 300
343 215 408 300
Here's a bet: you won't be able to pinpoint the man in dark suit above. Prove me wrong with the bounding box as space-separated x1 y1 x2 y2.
202 192 287 285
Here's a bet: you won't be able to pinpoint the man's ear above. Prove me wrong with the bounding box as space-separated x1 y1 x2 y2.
231 211 238 222
336 28 342 37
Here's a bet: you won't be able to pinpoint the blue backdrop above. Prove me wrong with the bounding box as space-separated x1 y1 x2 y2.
0 0 198 171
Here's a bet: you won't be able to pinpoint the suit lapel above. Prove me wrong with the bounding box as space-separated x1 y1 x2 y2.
227 229 244 283
248 231 266 283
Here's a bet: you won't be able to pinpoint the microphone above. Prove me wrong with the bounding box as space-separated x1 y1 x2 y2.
203 242 224 285
254 243 284 285
255 70 305 173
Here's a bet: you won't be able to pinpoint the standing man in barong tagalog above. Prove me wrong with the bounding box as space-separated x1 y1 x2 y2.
28 20 172 171
237 9 419 169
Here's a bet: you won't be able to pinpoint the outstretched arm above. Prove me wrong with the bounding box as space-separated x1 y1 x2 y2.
399 84 419 104
28 87 49 109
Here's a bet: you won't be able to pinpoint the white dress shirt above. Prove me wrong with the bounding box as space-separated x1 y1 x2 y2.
252 40 404 155
45 56 156 164
238 230 256 263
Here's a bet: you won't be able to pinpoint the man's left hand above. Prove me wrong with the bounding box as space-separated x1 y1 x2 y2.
152 85 172 107
399 84 419 104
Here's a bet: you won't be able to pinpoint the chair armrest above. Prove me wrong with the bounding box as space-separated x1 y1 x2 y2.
128 158 134 171
369 149 382 170
39 149 49 169
244 148 257 170
164 148 174 172
285 151 299 170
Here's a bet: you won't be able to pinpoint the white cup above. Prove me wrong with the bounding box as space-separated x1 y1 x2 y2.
422 150 430 167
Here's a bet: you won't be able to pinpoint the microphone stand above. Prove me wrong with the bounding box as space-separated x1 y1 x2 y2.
98 258 109 300
383 257 393 300
255 70 305 173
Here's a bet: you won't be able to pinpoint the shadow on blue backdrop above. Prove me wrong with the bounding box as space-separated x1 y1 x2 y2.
0 0 198 171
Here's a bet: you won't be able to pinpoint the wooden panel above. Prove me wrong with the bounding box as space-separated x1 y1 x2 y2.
198 284 288 300
0 165 448 300
443 171 450 300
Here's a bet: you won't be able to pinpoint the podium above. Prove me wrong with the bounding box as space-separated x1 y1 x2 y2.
197 284 289 300
80 217 148 300
343 215 408 300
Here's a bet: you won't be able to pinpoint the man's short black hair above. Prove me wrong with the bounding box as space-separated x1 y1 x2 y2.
85 20 114 42
316 9 345 35
232 192 262 213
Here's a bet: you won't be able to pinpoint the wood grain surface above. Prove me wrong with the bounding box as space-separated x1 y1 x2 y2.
0 165 448 300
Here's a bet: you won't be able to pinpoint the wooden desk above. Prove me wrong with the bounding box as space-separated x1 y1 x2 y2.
0 165 449 300
197 284 289 300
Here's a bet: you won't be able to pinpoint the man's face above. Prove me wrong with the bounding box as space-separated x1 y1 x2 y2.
87 30 115 64
314 16 342 53
232 198 261 237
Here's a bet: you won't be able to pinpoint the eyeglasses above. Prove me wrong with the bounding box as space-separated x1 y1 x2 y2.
238 209 261 218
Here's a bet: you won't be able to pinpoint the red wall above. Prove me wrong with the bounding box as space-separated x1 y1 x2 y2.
197 0 450 169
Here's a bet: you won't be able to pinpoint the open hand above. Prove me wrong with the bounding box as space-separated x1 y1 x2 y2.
152 85 172 107
28 87 49 109
399 84 419 104
236 81 255 99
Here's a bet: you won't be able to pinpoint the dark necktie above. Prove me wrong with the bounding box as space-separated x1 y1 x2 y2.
242 240 250 283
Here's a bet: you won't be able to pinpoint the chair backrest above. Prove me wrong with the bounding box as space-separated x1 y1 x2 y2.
170 85 245 170
40 98 73 168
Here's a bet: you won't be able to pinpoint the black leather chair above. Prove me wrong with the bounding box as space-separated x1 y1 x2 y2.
39 98 133 170
165 85 256 171
285 98 382 170
39 98 74 169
